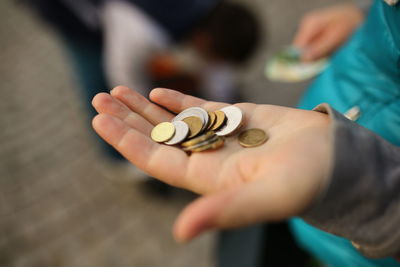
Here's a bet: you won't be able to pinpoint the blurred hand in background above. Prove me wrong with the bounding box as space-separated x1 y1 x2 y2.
293 3 364 62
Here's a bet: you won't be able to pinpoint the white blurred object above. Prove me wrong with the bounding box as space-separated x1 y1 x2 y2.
200 63 237 103
265 46 329 83
102 1 170 95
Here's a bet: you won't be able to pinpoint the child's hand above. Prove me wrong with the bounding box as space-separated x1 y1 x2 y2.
92 86 332 242
293 3 364 62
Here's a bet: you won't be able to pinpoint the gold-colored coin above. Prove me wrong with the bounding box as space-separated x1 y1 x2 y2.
181 131 215 147
182 116 203 139
182 134 219 151
238 128 268 148
151 122 175 142
206 112 217 130
211 110 226 131
190 136 225 152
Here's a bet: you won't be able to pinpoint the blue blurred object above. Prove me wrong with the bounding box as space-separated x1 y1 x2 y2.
28 0 219 40
120 0 218 40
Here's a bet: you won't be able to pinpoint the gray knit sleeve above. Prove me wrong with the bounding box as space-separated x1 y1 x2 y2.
301 103 400 259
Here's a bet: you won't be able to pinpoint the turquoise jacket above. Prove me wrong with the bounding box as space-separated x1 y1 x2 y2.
292 0 400 266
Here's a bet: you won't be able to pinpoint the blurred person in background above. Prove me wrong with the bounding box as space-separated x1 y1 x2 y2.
25 0 260 164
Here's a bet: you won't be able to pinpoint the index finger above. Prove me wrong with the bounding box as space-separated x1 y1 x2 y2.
111 86 174 125
149 88 228 113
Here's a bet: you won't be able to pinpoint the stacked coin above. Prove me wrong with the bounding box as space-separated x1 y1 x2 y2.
151 105 268 152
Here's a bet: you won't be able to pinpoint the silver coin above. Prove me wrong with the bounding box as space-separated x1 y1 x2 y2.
165 121 190 145
215 106 243 136
172 107 209 130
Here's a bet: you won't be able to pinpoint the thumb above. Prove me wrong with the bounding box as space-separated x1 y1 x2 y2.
173 178 306 242
173 189 239 242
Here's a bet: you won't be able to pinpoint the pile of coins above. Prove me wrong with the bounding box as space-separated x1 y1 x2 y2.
150 106 268 153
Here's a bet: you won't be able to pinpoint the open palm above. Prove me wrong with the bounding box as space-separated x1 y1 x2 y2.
92 86 332 241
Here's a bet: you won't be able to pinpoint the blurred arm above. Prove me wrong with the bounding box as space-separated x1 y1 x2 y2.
302 104 400 258
102 1 169 95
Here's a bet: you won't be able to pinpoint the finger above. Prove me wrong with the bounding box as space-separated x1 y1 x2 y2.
293 14 325 48
92 114 189 188
302 27 347 61
92 93 153 135
150 88 228 113
173 177 306 242
110 86 174 125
